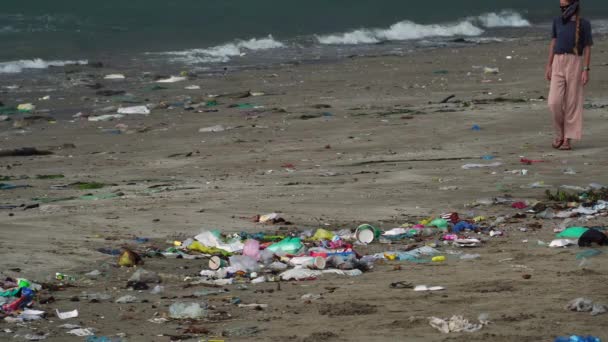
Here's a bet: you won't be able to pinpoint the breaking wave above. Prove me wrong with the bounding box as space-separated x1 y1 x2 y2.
160 35 285 64
0 58 88 73
317 21 482 45
594 19 608 34
475 11 531 28
316 11 530 45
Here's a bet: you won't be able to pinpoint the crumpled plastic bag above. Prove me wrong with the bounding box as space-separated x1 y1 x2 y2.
549 239 577 248
280 268 321 281
188 241 233 256
428 315 484 333
592 303 608 316
566 297 607 316
279 268 363 281
566 297 594 312
194 231 243 253
312 229 335 241
117 105 150 115
228 255 260 272
266 237 303 255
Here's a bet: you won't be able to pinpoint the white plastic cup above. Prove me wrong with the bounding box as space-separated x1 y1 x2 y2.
289 256 326 270
355 224 379 244
209 256 227 270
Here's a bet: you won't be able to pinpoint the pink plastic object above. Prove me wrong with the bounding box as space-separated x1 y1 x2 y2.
328 238 344 249
443 234 458 241
242 239 261 261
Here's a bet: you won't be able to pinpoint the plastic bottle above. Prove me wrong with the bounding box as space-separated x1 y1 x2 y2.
460 254 481 260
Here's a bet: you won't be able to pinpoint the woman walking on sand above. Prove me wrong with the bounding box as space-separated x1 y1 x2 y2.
545 0 593 150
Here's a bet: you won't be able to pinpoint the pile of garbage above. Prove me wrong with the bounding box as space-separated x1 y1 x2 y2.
117 191 608 287
112 211 493 286
3 184 607 338
135 187 608 286
164 227 371 284
0 278 43 322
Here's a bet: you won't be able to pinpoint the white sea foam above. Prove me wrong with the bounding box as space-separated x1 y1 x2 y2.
0 59 88 73
476 11 531 28
161 35 284 64
317 20 483 45
317 11 530 45
594 19 608 34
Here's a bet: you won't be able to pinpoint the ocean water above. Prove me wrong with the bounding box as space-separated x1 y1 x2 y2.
1 0 607 74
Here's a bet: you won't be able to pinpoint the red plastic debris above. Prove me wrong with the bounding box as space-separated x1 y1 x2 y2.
520 158 545 165
511 202 528 209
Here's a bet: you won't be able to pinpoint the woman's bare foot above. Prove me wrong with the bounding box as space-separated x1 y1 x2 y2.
552 137 564 149
559 139 572 150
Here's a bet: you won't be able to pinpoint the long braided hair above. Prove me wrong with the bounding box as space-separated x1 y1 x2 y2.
573 2 581 55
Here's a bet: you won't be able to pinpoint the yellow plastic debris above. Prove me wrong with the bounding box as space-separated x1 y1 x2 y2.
384 253 397 261
188 241 232 256
312 229 335 241
473 216 486 223
17 103 35 112
419 218 432 226
118 250 141 267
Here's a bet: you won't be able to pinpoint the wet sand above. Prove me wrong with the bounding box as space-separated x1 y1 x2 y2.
1 36 608 341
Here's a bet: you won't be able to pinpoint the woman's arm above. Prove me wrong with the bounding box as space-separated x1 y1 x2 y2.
582 45 591 86
545 38 556 81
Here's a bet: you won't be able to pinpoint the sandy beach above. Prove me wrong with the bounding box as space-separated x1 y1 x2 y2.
1 35 608 341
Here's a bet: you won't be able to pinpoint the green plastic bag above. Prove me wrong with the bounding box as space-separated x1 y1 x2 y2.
429 218 449 230
266 237 303 254
556 227 589 239
0 288 20 297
